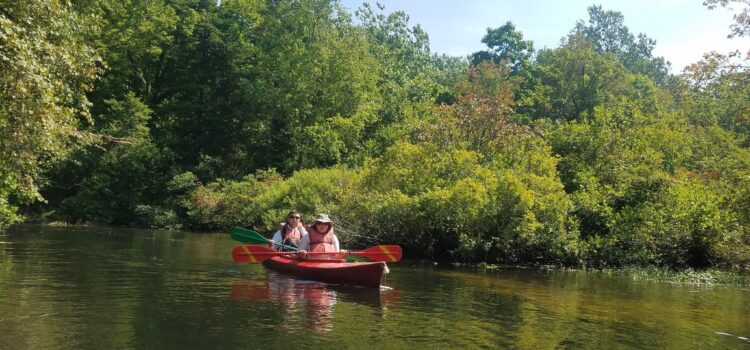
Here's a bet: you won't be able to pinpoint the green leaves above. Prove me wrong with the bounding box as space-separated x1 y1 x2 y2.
0 0 99 229
471 21 534 74
4 0 748 271
342 140 576 263
567 5 669 84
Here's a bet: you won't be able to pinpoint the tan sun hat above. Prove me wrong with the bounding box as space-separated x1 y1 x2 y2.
314 213 332 224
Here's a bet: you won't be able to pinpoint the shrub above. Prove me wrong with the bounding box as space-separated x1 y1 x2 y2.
345 141 578 263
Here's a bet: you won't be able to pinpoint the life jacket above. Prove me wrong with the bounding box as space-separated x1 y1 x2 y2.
278 223 303 251
305 225 336 253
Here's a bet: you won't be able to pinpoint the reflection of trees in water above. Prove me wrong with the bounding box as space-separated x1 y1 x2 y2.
230 272 400 333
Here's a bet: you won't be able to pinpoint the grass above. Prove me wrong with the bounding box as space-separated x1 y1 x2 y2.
602 266 750 286
473 262 750 286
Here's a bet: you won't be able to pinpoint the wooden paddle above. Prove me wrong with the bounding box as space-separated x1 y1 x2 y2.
230 226 298 251
232 244 403 263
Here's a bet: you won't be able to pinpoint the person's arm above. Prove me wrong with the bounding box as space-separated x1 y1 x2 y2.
295 234 310 258
271 230 282 251
332 235 340 252
297 233 310 251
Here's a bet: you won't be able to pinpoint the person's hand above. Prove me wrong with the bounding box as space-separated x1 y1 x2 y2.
268 239 274 246
296 250 307 259
340 249 348 253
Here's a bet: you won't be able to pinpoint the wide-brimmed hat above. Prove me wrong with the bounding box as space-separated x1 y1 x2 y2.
314 213 332 224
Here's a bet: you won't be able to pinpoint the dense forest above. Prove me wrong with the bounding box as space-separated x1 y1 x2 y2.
2 0 750 269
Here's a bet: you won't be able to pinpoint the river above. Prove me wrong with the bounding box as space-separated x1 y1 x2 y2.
1 225 748 349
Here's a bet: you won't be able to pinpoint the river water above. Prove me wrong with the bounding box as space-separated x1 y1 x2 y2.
0 225 748 349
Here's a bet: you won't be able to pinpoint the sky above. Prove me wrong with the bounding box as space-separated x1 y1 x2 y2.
339 0 750 73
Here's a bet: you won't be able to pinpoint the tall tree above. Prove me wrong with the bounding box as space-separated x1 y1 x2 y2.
531 42 631 122
470 21 534 74
0 0 99 229
422 62 520 156
567 5 670 85
244 0 382 172
678 51 750 143
355 3 441 150
469 21 542 121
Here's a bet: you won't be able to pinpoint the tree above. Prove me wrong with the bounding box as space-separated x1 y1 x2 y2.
0 1 99 229
470 21 534 74
239 0 383 173
422 62 520 156
430 53 469 104
49 94 178 225
567 5 670 85
354 2 446 155
532 42 631 122
705 0 750 38
677 51 750 143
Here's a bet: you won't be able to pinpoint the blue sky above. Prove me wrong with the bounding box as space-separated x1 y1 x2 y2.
340 0 750 73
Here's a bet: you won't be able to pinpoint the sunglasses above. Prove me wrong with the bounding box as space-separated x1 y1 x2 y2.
288 216 300 219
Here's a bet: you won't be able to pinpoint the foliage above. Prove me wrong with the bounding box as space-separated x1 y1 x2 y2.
420 62 525 158
603 266 750 285
250 166 356 232
547 84 750 268
470 22 534 74
342 140 577 263
531 43 632 122
677 51 750 144
0 0 99 229
705 0 750 38
567 5 670 84
177 167 355 232
181 175 270 231
5 1 750 270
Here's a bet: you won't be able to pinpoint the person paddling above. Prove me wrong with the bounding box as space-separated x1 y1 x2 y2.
270 210 307 251
296 214 343 257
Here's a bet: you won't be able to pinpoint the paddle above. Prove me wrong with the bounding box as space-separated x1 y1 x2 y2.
232 244 403 263
230 226 299 251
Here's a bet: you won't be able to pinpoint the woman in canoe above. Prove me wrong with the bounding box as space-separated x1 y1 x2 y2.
270 210 307 251
296 213 343 256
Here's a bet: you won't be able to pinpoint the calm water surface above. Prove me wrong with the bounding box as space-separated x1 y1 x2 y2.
1 225 748 349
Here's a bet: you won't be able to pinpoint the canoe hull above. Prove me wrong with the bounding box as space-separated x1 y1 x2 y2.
262 256 385 288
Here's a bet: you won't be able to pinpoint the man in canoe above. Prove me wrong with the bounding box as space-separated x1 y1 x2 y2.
295 213 343 257
269 210 307 251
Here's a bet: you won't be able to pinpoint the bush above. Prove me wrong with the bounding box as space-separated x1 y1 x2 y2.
181 171 282 230
590 174 746 268
252 167 357 233
134 205 181 230
345 141 578 263
180 167 356 233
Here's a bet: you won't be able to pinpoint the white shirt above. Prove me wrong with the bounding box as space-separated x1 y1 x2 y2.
271 225 307 251
297 232 340 252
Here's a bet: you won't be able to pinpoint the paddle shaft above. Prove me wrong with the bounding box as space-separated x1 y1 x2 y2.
232 244 402 263
231 226 299 251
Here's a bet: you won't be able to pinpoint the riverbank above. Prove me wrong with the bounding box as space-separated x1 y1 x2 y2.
601 266 750 286
13 221 750 287
473 262 750 286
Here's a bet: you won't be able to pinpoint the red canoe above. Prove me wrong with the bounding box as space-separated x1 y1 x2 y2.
262 255 386 288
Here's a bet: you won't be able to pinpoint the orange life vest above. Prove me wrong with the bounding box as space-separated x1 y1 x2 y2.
305 225 336 253
279 223 303 250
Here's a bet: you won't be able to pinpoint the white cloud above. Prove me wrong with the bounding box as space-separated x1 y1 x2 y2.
654 29 750 73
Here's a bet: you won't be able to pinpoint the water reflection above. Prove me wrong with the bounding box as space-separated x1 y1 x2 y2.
230 272 400 333
3 225 750 349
